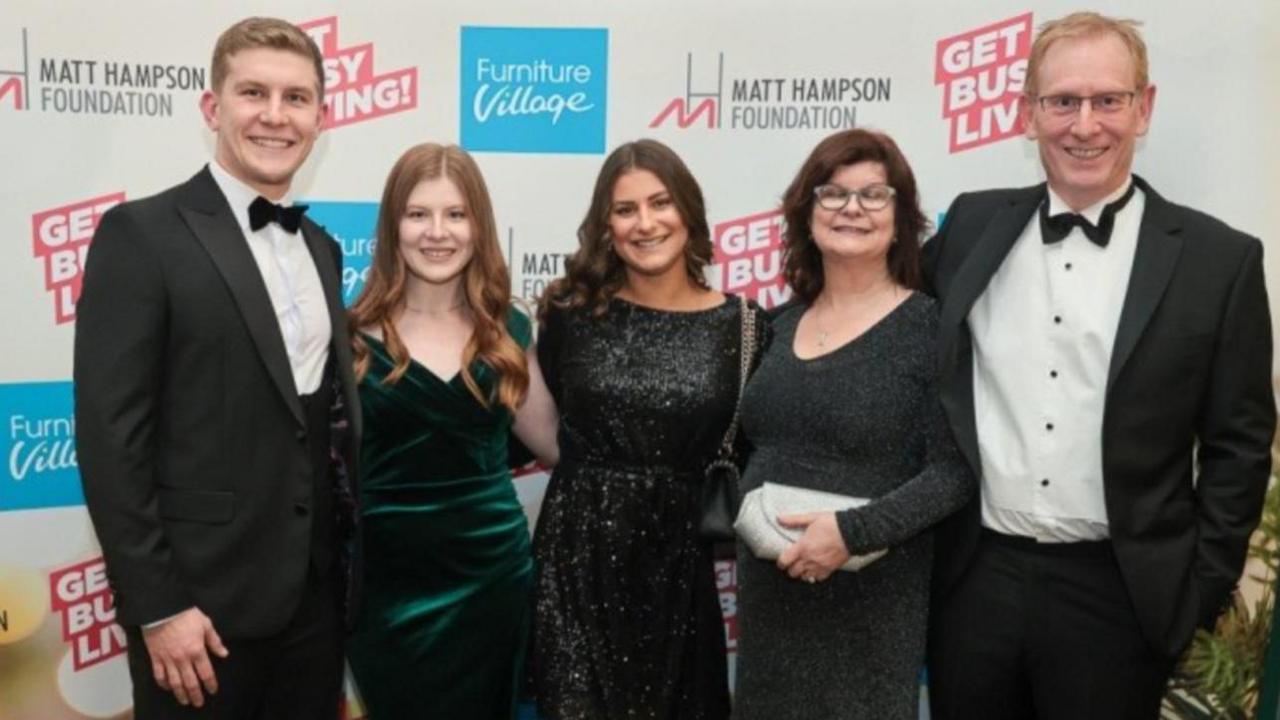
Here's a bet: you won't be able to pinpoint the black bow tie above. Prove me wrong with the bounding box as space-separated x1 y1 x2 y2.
249 196 308 234
1039 182 1136 248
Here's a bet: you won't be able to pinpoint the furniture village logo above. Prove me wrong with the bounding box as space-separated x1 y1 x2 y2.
459 26 609 154
302 200 380 306
1 381 81 513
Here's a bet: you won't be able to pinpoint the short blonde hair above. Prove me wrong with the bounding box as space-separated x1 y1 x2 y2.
1025 12 1148 98
210 17 325 95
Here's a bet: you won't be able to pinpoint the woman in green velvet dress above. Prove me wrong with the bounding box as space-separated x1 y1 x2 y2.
346 143 559 719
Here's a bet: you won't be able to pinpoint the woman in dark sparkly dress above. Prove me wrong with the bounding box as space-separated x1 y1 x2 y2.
530 139 763 719
732 130 974 719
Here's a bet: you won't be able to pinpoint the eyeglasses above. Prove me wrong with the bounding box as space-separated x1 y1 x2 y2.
813 183 896 212
1034 91 1138 118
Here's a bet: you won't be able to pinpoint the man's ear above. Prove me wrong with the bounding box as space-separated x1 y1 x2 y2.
1134 83 1156 138
1019 93 1038 141
199 90 219 132
316 101 329 134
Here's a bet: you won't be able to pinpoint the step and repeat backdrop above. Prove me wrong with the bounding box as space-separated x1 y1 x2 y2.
1 1 1277 717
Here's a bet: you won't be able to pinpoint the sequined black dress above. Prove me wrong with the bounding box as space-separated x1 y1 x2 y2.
530 296 762 720
733 295 973 719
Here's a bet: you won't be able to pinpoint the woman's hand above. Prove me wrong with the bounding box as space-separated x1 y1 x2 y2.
776 512 849 583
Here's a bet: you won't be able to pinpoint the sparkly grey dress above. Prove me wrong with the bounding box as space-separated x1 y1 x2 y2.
733 294 973 719
531 296 764 720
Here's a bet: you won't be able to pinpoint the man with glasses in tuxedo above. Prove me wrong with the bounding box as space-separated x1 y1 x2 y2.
924 11 1273 719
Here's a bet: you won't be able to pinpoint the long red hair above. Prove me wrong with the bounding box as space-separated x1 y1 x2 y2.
350 143 528 411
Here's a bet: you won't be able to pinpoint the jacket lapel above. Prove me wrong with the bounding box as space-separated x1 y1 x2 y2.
938 187 1043 338
177 167 306 427
300 217 362 442
1107 176 1183 391
937 186 1042 475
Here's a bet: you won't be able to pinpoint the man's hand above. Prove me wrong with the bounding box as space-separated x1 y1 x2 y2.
141 607 229 707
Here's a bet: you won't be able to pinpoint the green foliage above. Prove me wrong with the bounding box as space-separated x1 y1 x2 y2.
1162 440 1280 719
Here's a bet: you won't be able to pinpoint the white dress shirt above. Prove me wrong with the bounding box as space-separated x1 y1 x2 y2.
208 161 331 395
969 178 1144 542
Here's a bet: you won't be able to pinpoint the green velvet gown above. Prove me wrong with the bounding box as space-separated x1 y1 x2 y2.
348 310 534 719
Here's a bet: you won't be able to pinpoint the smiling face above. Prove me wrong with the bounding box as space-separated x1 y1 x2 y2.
809 161 896 266
1021 32 1155 210
200 47 325 199
397 175 475 289
608 168 690 283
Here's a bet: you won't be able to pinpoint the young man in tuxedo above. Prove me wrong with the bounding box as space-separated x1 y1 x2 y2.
924 12 1274 719
75 17 360 719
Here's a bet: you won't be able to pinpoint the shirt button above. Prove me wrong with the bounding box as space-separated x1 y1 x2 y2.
1053 315 1063 324
1065 263 1073 271
294 503 309 516
1041 478 1050 487
295 429 307 442
1050 370 1059 378
1046 422 1055 431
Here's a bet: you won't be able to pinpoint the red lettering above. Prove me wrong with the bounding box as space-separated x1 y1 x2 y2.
32 193 124 255
298 16 339 55
296 16 416 130
72 622 127 670
936 14 1033 153
934 13 1032 83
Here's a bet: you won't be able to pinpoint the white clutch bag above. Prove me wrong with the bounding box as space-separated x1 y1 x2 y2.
733 482 888 572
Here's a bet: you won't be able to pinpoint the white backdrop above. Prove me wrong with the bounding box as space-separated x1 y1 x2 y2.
1 1 1277 717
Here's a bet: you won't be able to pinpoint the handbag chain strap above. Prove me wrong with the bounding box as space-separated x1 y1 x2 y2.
716 295 756 459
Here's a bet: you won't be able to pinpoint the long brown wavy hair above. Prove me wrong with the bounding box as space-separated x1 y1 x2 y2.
350 143 528 412
781 129 927 303
537 139 712 320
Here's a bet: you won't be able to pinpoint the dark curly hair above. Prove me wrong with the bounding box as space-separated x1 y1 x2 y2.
781 129 928 303
538 139 712 319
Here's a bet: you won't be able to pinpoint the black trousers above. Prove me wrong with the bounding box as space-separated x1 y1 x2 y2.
928 530 1175 720
125 567 344 720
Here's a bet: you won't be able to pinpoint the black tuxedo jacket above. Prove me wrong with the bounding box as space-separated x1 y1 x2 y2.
75 167 361 637
922 175 1274 658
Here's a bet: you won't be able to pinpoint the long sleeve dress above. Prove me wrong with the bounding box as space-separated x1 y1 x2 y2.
733 294 975 719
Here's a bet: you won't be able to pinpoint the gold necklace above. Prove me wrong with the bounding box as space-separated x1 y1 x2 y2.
813 283 896 348
403 300 465 314
814 301 833 348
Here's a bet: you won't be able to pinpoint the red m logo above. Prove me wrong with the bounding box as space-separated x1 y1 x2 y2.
0 76 23 110
649 97 717 129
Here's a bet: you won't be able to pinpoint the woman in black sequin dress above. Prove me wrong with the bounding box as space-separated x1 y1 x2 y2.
530 139 763 719
732 130 974 719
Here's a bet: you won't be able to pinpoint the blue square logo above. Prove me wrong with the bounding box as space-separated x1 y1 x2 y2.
460 26 608 154
2 381 81 512
304 201 380 306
